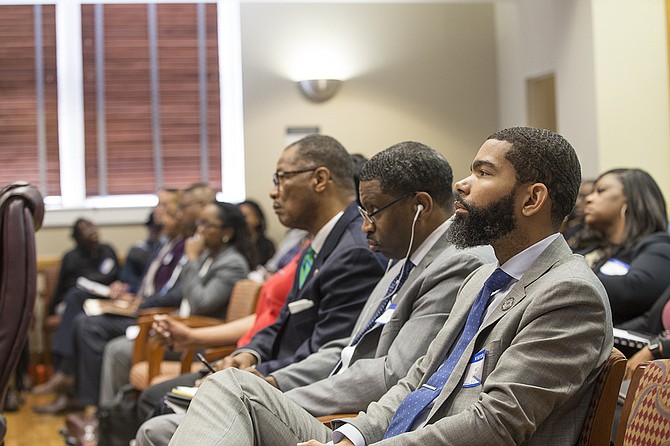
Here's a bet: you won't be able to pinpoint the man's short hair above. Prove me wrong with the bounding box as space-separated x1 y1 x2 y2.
72 218 92 243
488 127 581 226
185 183 216 205
360 141 453 209
290 135 355 191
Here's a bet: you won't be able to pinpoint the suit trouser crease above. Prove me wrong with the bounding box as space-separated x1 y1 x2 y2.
170 368 331 445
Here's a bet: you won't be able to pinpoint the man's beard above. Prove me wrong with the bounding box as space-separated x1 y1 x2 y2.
446 190 517 249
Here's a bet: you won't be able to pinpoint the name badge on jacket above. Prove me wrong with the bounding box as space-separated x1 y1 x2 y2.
288 298 315 314
375 303 397 325
462 349 486 388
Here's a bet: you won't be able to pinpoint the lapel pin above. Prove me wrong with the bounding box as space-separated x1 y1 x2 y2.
501 297 514 311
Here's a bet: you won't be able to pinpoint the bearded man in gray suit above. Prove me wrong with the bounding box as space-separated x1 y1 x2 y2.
169 127 613 446
136 142 493 445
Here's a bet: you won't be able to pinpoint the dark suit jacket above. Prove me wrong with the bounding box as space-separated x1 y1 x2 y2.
240 202 386 375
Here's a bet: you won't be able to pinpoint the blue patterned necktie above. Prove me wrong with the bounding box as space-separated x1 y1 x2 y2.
298 245 315 289
350 260 415 346
383 267 513 438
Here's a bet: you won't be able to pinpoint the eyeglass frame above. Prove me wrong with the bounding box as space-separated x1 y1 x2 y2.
272 166 321 188
357 193 416 225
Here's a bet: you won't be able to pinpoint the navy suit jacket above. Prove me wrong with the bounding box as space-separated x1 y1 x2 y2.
241 202 386 375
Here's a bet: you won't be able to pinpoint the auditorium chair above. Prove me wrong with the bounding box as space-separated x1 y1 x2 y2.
614 358 670 445
576 347 627 446
0 181 44 443
129 279 263 389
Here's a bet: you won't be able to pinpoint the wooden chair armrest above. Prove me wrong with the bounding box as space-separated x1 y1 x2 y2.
201 345 237 362
138 307 179 317
131 307 179 366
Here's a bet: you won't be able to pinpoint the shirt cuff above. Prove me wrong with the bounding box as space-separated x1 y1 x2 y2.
333 424 366 446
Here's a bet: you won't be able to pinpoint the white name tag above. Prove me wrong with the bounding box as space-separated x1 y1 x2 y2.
599 258 630 276
462 349 486 388
375 303 397 325
99 257 115 275
288 298 315 314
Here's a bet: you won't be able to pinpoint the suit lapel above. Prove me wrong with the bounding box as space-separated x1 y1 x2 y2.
303 202 359 288
425 237 571 420
354 232 452 346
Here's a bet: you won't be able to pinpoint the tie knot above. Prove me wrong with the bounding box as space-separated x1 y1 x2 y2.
485 268 513 292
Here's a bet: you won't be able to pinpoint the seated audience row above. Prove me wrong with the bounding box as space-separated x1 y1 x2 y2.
32 185 262 417
38 129 669 445
163 128 612 446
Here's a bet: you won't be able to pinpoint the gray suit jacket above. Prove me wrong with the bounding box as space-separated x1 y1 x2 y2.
343 236 613 445
179 246 250 319
274 226 495 416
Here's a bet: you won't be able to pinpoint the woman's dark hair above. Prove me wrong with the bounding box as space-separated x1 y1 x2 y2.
239 199 267 234
595 168 668 257
214 201 255 269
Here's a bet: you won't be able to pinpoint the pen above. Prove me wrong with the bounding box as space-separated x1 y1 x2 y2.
197 353 217 374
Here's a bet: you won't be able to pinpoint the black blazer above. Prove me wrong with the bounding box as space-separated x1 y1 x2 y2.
241 202 386 375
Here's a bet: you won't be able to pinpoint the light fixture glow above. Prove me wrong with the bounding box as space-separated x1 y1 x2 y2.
297 79 342 103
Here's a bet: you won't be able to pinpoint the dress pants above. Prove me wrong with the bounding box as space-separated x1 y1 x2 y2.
101 337 187 407
75 313 136 406
100 336 134 406
138 372 204 421
169 368 332 445
52 288 93 360
136 413 184 446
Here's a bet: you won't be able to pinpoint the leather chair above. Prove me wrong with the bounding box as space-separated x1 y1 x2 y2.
0 181 44 443
576 347 627 446
614 358 670 446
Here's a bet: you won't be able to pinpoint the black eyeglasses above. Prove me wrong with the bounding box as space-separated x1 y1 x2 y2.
357 194 415 225
272 167 319 187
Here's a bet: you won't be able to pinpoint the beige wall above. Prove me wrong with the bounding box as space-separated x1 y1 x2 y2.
241 2 498 242
592 0 670 195
495 0 670 196
36 224 147 261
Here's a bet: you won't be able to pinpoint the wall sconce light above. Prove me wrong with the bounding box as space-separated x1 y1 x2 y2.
297 79 342 103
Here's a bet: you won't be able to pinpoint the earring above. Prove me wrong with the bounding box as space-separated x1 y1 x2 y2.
222 235 230 243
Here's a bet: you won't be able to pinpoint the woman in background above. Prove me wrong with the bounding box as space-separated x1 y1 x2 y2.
238 199 275 269
179 201 254 318
579 168 670 325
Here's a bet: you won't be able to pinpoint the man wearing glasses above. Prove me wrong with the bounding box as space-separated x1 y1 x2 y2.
142 142 493 445
132 134 386 427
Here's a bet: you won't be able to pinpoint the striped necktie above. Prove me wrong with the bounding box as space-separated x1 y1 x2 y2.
298 245 315 289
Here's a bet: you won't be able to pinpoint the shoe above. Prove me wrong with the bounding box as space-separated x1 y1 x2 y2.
32 371 74 395
66 412 99 446
32 393 83 415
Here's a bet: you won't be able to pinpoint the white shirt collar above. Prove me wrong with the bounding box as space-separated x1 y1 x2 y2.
309 210 344 256
499 232 561 280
